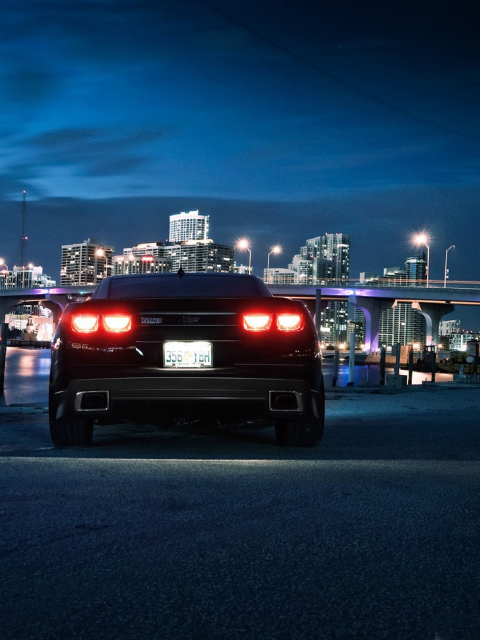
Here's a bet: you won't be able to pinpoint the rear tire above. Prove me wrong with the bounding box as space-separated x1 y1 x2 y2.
275 416 323 447
50 417 94 446
49 386 93 446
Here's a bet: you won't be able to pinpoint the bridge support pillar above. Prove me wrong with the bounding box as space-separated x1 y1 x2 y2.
42 294 71 325
412 302 455 348
0 298 23 325
349 296 393 353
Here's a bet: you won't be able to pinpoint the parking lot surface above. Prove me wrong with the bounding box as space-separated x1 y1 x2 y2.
0 386 479 639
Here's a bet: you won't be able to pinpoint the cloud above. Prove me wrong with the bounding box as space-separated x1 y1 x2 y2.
0 59 57 105
81 156 148 177
25 126 173 177
0 1 206 65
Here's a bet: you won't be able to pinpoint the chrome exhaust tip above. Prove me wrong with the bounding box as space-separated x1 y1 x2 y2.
75 391 110 412
269 391 303 413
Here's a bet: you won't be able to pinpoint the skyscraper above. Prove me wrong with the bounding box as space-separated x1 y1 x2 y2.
306 234 350 344
406 252 427 286
286 233 351 344
169 210 209 243
0 265 56 289
305 233 350 284
287 233 350 285
60 238 114 286
114 239 234 275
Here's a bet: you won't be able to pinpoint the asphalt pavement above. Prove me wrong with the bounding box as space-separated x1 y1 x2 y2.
0 385 479 639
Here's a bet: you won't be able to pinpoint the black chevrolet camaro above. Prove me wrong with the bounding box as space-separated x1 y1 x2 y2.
49 272 325 447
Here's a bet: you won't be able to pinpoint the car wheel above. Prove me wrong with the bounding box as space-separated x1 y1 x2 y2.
50 417 94 446
275 415 324 447
49 383 94 446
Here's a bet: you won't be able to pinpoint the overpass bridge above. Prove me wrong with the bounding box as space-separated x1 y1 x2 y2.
1 283 480 353
269 284 480 351
0 285 96 328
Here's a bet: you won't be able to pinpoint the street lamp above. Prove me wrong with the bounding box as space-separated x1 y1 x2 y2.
267 245 282 283
444 245 455 288
237 239 252 274
413 233 430 287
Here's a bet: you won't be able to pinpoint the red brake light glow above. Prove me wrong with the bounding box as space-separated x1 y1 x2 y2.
243 313 273 332
72 314 99 333
277 313 304 332
103 314 132 333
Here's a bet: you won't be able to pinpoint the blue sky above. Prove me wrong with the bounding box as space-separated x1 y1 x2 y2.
1 0 480 326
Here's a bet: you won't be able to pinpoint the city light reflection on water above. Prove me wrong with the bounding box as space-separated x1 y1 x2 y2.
1 347 50 405
0 348 454 407
322 361 454 387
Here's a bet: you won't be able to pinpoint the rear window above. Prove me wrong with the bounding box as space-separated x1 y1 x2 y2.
92 273 272 299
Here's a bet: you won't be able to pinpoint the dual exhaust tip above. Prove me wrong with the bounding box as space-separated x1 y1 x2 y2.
75 390 303 414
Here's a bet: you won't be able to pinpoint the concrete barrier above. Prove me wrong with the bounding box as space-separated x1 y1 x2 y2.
385 373 407 388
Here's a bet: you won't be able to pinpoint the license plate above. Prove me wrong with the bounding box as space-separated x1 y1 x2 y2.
163 341 212 368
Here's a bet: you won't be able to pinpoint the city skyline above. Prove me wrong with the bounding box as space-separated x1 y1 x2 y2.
0 197 473 283
1 206 479 335
0 202 476 282
1 0 479 325
3 219 480 345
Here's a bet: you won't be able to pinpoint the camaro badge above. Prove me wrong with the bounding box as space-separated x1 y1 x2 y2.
141 317 162 324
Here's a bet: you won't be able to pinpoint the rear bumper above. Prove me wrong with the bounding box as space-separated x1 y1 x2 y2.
53 376 323 423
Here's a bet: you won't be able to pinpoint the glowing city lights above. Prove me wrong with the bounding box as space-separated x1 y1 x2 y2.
267 245 282 283
236 239 252 274
413 233 430 287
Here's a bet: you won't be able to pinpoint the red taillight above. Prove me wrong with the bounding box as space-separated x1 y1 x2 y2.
103 314 132 333
243 313 273 332
71 314 99 333
277 313 304 332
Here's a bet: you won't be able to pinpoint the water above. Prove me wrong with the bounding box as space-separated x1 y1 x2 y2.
322 360 454 387
0 348 454 407
1 347 50 406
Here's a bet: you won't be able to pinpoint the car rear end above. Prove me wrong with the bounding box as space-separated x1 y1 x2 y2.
50 274 324 446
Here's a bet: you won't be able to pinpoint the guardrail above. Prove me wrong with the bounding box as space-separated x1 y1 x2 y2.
6 339 51 349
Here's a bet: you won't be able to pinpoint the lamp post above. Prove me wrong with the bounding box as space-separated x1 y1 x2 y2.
267 245 282 283
413 233 430 287
444 245 455 288
237 239 252 274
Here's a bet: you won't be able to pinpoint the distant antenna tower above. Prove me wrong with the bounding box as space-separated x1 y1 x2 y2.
19 190 27 267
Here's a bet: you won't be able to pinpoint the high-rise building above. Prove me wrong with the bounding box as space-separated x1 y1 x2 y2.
448 330 479 351
439 319 461 336
288 255 313 283
0 265 56 289
288 234 350 287
356 253 427 348
171 240 233 272
263 268 297 285
305 234 350 284
60 238 114 286
284 233 351 344
169 210 209 243
114 242 172 275
307 234 350 344
114 239 234 275
378 300 426 347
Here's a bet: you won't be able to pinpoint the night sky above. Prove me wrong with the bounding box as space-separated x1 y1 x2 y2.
1 1 480 326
